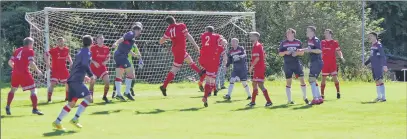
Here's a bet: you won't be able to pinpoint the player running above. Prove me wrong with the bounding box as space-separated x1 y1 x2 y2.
89 34 111 103
223 38 252 101
279 28 308 104
246 32 272 107
52 35 95 130
199 26 225 107
112 25 143 101
159 16 204 96
5 37 44 115
44 37 73 103
364 32 388 102
320 29 345 99
304 26 324 105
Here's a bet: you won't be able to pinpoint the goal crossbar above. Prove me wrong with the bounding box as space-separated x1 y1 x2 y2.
43 7 255 16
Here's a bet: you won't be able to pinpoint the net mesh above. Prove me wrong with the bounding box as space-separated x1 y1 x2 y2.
25 8 255 87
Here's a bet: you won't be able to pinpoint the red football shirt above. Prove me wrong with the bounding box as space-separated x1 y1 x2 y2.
11 47 35 74
48 46 69 71
163 23 188 52
90 44 110 64
252 41 266 68
321 40 340 65
200 32 221 59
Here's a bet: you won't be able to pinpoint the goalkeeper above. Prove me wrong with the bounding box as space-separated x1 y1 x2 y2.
112 43 143 98
223 38 252 100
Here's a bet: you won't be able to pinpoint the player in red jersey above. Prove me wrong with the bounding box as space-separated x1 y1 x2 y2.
199 26 224 107
44 37 73 103
247 32 272 107
320 29 345 99
158 16 204 96
5 37 44 115
89 34 111 103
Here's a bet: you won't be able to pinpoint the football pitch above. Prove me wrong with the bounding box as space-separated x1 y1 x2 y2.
1 81 406 139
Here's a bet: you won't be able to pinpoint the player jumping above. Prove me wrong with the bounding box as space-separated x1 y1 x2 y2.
52 35 95 130
223 38 252 101
44 37 73 103
304 26 324 105
247 32 272 107
199 26 225 107
89 34 111 103
5 37 44 115
112 25 143 101
364 32 388 102
279 28 308 104
159 16 204 96
320 29 345 99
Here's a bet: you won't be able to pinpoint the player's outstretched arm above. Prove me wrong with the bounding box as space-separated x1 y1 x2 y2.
112 37 124 48
159 37 168 45
29 61 43 75
8 59 14 68
44 52 51 68
186 33 200 52
67 55 73 67
364 57 371 66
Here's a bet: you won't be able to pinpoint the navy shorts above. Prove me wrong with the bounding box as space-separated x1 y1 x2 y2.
309 61 323 78
284 63 304 79
67 82 90 102
231 69 248 81
372 67 383 81
114 56 131 69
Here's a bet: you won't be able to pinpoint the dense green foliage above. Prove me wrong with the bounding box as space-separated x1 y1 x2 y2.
0 1 405 82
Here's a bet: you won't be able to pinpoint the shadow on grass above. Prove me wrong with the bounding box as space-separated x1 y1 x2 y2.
43 130 77 137
18 101 66 108
189 96 203 99
292 104 312 110
1 115 27 119
179 107 204 112
92 101 121 106
91 109 123 115
232 107 256 111
214 99 243 104
361 101 378 104
135 109 166 115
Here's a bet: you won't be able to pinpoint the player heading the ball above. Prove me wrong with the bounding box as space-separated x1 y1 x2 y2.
159 16 205 96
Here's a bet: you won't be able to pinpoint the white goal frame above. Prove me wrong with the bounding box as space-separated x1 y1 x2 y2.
26 7 256 87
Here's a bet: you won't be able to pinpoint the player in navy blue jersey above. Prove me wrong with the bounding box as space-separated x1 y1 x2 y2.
364 32 388 102
304 26 324 105
223 38 252 100
112 25 142 101
279 28 308 105
52 35 95 131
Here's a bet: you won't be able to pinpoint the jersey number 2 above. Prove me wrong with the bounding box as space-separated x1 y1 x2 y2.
205 36 210 46
16 51 22 60
170 27 176 38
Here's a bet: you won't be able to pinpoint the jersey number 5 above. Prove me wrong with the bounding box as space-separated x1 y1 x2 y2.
170 27 176 38
16 51 23 60
205 36 210 46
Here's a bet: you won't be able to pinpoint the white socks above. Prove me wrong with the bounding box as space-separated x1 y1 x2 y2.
125 78 133 95
286 86 292 102
73 100 89 120
115 81 122 96
301 85 307 100
227 83 234 96
377 84 386 100
242 81 251 97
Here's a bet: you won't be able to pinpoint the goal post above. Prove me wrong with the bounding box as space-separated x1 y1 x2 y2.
25 7 256 87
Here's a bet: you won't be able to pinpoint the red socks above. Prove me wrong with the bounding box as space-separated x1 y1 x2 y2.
335 82 340 93
7 92 14 107
262 89 271 103
163 72 175 88
103 84 109 97
189 63 201 74
199 74 206 84
251 89 258 103
47 92 52 101
203 84 211 98
30 94 38 110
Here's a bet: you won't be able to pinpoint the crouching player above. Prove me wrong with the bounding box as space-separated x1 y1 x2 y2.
200 26 224 107
89 34 111 103
247 32 272 107
304 26 323 105
52 35 96 130
223 38 252 100
364 32 388 102
5 37 44 115
279 28 308 104
112 25 142 101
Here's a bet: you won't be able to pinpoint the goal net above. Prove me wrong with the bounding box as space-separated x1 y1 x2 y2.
25 7 256 87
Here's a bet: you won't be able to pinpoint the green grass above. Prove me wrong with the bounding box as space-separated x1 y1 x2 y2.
1 81 406 139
